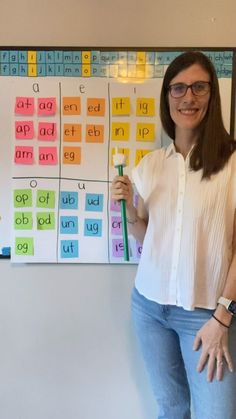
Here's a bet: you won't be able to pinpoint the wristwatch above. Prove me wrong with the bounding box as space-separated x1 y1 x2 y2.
218 296 236 315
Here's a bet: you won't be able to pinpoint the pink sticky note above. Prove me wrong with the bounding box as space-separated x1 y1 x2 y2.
14 146 34 164
38 122 57 141
15 97 34 115
15 121 34 139
39 147 58 165
38 98 56 116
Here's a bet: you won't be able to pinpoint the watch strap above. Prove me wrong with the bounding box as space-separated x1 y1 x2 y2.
218 296 232 311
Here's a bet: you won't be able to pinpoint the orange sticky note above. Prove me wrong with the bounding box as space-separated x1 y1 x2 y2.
86 125 104 143
15 121 34 139
15 97 34 115
63 147 81 165
87 98 105 116
62 97 81 115
38 122 57 141
14 146 34 164
38 147 58 165
63 124 81 142
38 98 56 116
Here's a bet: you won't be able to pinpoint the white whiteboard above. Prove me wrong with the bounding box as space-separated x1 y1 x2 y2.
0 49 234 263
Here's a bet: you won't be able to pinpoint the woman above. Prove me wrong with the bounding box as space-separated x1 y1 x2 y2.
111 51 236 419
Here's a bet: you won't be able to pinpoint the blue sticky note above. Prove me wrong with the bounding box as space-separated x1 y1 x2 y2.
91 51 100 63
0 50 9 63
128 51 137 63
72 65 82 77
109 52 119 62
37 51 46 63
18 51 27 63
63 51 73 63
119 51 128 63
84 219 102 237
60 240 79 258
73 51 82 63
0 64 10 75
146 52 155 64
100 51 110 64
10 64 19 76
55 51 63 63
91 64 100 77
37 64 46 76
60 216 78 234
19 64 28 76
64 64 73 76
85 194 103 212
99 65 109 77
55 64 64 76
10 51 18 63
2 247 11 256
46 51 55 63
60 191 78 209
46 64 55 75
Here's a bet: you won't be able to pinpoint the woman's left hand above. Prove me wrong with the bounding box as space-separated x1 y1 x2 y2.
193 317 234 382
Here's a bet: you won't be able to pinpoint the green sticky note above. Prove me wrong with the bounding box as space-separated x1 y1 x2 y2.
37 212 55 230
15 237 34 255
36 190 56 208
14 189 32 208
14 212 33 230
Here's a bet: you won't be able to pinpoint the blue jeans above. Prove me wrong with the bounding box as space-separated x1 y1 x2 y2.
131 287 236 419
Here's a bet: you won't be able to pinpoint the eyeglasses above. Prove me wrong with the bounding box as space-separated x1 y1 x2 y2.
168 81 211 98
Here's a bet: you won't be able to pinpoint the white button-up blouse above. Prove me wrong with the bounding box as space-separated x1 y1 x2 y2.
132 143 236 310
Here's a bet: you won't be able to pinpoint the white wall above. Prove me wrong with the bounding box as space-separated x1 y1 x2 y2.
0 1 236 418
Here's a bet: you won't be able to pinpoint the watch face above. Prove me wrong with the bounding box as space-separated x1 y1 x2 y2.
228 301 236 315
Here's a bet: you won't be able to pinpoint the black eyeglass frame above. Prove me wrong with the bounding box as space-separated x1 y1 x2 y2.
168 81 211 98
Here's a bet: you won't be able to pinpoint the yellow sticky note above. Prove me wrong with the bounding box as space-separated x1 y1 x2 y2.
136 52 146 64
136 98 155 116
112 97 131 116
28 64 37 77
28 51 37 63
82 64 91 77
111 147 130 166
136 123 155 141
82 51 91 63
112 123 130 141
135 149 152 166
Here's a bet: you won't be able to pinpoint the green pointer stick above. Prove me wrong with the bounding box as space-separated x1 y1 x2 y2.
113 149 129 261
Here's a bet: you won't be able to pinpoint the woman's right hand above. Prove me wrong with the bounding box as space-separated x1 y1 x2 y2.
110 175 134 209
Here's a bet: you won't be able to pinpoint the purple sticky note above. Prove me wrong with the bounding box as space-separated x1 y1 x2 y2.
112 238 125 257
111 216 122 235
136 241 142 258
110 199 120 212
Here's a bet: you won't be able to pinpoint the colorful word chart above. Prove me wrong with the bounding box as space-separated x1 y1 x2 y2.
11 77 163 263
0 48 233 260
